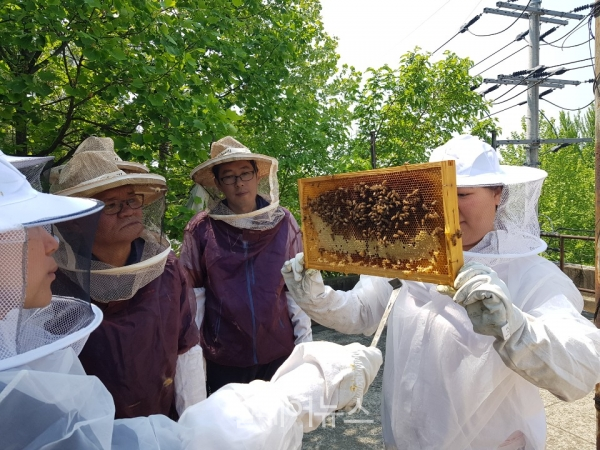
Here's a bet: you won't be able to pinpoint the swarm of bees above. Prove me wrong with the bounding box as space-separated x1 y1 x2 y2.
307 180 444 247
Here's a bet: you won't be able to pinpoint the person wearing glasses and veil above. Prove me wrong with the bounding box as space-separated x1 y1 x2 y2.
180 137 312 396
50 136 204 420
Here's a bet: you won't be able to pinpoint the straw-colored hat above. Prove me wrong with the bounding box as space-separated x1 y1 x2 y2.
50 146 166 204
190 136 276 187
49 136 149 185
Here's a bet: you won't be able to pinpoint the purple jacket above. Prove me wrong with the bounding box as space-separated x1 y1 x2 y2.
180 208 303 367
77 252 199 419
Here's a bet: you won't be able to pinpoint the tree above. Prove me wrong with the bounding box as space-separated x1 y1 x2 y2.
345 50 497 170
0 0 352 242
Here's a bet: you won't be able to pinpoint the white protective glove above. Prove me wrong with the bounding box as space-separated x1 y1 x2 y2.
175 345 207 415
270 341 383 431
281 252 326 303
286 292 313 344
450 262 524 341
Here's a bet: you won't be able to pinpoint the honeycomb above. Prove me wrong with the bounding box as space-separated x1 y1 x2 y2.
298 161 463 285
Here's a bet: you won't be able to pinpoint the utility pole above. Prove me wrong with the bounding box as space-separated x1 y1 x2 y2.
526 0 541 167
481 2 588 157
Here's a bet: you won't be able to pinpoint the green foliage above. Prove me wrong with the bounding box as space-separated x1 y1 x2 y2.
0 0 351 241
346 50 497 169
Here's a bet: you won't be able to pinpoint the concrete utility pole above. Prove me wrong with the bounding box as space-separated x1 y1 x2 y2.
526 0 541 167
482 2 589 157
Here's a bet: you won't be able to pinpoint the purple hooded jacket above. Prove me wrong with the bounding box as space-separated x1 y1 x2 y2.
179 207 303 367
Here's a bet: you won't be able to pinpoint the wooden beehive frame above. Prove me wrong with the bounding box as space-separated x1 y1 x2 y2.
298 161 463 285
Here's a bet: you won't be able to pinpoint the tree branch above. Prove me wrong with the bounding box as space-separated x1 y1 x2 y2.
31 41 69 73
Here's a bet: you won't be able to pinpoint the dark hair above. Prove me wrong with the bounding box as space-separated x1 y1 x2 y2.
212 160 258 181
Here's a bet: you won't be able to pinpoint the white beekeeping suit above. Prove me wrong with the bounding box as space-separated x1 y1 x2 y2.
0 151 382 450
282 135 600 450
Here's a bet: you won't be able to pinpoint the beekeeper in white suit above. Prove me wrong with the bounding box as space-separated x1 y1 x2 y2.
282 135 600 450
0 150 382 450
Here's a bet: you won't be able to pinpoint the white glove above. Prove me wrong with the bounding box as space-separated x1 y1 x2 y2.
452 262 524 341
271 341 383 431
286 292 313 344
175 345 207 415
281 252 326 303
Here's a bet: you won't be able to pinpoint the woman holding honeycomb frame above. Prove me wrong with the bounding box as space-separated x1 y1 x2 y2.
282 135 600 450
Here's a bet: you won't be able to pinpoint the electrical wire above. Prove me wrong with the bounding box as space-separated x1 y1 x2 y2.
395 0 457 48
473 44 528 77
488 100 526 116
540 97 594 111
539 109 559 138
541 10 591 46
492 85 530 105
463 0 485 23
432 30 462 55
468 0 532 37
471 40 518 69
544 57 593 70
543 37 593 50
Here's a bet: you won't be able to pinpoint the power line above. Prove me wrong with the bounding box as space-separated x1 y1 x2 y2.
544 57 593 70
432 13 482 55
541 10 591 46
474 44 528 77
539 109 558 138
468 0 532 37
395 0 457 48
463 0 485 23
540 97 594 111
489 100 527 116
431 31 462 56
471 30 528 69
543 37 593 50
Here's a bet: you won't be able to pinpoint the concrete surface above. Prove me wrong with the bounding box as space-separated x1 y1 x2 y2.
305 323 597 449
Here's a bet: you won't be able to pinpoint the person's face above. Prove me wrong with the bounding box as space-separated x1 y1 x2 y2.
215 160 259 214
93 185 144 249
24 226 59 309
457 187 502 251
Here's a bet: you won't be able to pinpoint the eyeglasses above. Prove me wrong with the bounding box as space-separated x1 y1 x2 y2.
103 194 145 215
219 170 255 186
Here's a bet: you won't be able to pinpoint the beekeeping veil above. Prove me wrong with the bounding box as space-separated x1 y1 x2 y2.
0 151 104 371
190 136 285 230
429 135 547 264
6 154 54 191
50 137 170 303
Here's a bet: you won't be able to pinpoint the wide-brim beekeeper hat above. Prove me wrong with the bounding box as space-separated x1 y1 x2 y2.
429 134 548 260
190 136 277 188
50 137 166 204
49 136 149 185
428 134 546 186
1 153 103 230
